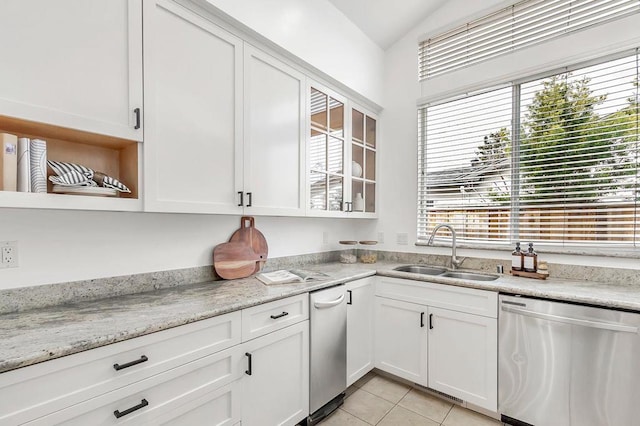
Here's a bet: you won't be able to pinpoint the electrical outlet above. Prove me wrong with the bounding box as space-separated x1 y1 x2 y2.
377 232 385 244
322 231 329 245
396 233 409 245
1 241 18 269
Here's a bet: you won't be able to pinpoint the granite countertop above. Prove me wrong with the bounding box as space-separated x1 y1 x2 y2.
1 260 639 375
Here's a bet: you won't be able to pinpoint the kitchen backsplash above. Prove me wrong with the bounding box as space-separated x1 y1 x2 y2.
1 250 637 314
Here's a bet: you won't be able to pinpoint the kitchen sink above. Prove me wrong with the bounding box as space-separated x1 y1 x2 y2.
393 265 499 281
440 271 499 281
393 265 447 275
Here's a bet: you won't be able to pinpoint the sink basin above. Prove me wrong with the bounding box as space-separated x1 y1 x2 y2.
393 265 447 275
439 271 499 281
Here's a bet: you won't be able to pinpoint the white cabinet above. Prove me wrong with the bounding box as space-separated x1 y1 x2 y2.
242 320 309 426
374 297 427 386
374 276 498 411
428 307 497 411
143 0 244 214
346 277 375 386
0 0 143 141
243 45 306 216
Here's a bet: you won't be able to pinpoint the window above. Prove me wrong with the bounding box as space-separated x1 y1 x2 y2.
419 0 640 80
418 51 640 248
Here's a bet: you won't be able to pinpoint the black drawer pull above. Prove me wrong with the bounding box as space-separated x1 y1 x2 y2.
114 399 148 419
113 355 149 371
429 313 434 329
245 352 252 375
420 312 425 328
246 192 252 207
270 311 289 319
237 191 244 207
113 355 148 371
347 290 353 305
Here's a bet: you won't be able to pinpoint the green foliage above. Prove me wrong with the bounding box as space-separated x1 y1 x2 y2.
520 74 637 203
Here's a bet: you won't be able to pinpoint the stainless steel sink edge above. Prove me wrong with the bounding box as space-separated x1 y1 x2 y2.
392 265 500 282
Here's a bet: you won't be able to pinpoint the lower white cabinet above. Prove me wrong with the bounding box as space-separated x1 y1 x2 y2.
427 306 497 411
346 277 375 386
374 297 428 386
242 320 309 426
374 277 498 412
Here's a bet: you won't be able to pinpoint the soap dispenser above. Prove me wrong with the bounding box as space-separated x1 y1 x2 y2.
511 242 523 271
523 242 538 272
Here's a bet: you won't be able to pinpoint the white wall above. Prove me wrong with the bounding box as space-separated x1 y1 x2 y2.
376 0 640 270
0 208 368 289
203 0 384 106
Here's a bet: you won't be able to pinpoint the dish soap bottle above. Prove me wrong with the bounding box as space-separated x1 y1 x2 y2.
511 242 523 271
523 242 538 272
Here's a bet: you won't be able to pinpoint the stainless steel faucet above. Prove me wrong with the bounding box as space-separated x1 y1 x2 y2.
427 223 464 269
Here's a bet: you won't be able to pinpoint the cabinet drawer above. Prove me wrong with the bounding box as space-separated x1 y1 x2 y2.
376 277 497 318
0 311 241 425
24 345 244 425
241 294 308 341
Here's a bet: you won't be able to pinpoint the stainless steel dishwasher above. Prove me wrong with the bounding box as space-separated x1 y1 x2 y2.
308 284 347 425
499 294 640 426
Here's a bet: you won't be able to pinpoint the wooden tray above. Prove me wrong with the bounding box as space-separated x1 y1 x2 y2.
510 269 548 280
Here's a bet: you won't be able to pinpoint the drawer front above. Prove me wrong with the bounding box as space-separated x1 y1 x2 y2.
24 345 244 426
241 294 309 341
1 311 241 425
376 276 497 318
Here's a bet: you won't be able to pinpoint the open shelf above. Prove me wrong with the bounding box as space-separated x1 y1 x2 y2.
0 115 141 211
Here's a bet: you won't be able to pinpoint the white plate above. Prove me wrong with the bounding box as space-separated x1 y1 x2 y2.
52 185 117 197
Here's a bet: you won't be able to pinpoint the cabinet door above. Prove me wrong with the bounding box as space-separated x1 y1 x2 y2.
0 0 142 140
243 45 306 216
347 278 375 386
307 82 348 216
348 105 377 217
428 307 497 411
242 321 309 426
374 297 427 386
143 0 243 214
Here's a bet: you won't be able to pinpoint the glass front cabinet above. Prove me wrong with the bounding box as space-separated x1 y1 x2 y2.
307 82 378 217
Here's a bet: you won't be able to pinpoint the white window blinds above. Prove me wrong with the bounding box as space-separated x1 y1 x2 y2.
419 0 640 80
418 51 640 247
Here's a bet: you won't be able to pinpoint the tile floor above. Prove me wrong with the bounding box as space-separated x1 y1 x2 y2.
319 371 504 426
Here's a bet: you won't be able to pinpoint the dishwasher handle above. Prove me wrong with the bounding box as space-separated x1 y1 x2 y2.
501 304 639 333
313 293 345 309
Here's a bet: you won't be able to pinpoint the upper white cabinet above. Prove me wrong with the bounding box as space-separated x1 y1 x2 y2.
0 0 143 141
243 45 306 216
143 0 243 214
306 82 378 217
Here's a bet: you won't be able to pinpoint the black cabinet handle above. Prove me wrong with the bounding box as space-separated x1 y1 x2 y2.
246 192 252 207
429 313 434 329
347 290 352 305
114 399 148 418
237 191 244 207
113 355 148 371
245 352 252 375
134 108 141 130
270 311 289 319
420 312 425 328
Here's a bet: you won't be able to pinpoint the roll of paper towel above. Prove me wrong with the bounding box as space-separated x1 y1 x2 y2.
17 138 31 192
30 139 47 193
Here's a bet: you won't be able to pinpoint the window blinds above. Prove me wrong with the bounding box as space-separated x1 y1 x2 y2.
419 0 640 80
418 52 639 247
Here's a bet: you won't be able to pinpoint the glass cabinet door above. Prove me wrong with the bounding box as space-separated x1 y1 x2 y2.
309 86 346 212
350 107 376 213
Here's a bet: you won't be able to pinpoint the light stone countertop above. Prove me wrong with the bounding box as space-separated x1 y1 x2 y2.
1 261 639 375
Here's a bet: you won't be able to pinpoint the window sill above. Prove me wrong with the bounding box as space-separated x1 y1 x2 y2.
415 241 640 259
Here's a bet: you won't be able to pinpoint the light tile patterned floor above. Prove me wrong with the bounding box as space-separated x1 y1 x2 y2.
319 372 504 426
